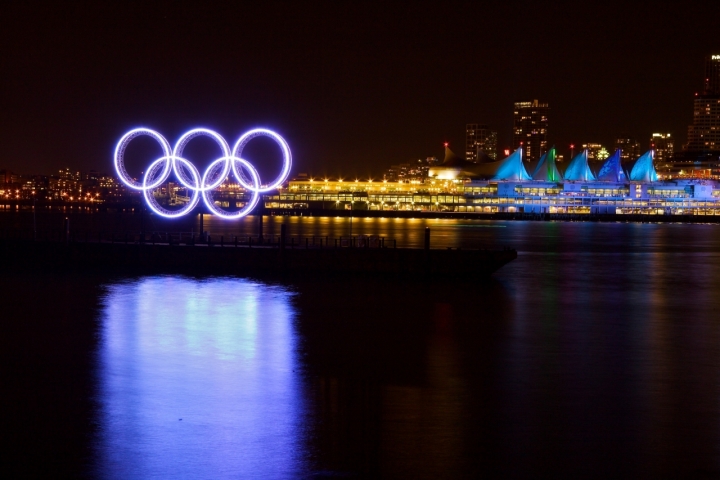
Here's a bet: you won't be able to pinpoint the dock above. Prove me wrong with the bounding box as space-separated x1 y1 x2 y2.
0 227 516 279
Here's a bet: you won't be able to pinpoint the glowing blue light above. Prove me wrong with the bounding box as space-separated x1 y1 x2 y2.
113 127 292 219
114 128 172 190
232 129 292 193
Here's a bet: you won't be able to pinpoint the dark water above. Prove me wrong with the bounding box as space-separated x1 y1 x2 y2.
2 215 720 478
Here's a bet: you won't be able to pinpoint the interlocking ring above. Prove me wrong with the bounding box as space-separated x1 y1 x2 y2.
114 128 292 219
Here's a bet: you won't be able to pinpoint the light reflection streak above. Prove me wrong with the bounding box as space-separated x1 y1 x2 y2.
95 277 306 478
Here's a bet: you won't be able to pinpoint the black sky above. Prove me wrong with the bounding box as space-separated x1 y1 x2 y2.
1 0 718 178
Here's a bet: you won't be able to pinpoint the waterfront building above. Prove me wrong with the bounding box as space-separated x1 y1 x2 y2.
465 124 498 162
267 146 720 216
272 172 720 217
616 136 641 162
513 100 549 163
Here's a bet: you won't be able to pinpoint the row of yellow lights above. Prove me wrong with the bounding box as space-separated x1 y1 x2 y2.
305 178 451 183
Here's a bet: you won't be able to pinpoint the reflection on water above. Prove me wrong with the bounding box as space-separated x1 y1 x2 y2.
5 220 720 477
94 277 306 478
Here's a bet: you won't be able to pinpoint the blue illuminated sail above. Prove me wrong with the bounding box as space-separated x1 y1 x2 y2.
596 149 626 182
628 150 658 182
490 148 531 181
564 150 596 181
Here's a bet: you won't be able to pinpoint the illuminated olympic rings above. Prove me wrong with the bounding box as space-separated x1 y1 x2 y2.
113 128 292 219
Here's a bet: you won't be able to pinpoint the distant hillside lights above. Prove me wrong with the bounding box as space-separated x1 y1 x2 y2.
0 166 125 202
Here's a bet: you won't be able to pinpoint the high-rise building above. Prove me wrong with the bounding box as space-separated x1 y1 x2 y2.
685 94 720 151
615 135 641 162
704 54 720 95
667 55 720 178
650 133 674 164
513 100 549 162
465 124 498 162
684 55 720 152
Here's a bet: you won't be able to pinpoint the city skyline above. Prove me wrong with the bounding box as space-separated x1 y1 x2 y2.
1 1 719 178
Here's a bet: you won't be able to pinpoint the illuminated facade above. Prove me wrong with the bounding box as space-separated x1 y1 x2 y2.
513 100 549 162
271 148 720 216
271 176 720 216
465 124 498 161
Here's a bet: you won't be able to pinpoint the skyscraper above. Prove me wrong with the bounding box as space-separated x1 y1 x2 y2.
513 100 549 162
704 54 720 95
615 135 641 162
650 133 674 164
465 124 498 162
684 55 720 152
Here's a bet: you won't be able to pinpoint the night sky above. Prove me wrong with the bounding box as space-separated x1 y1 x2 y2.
1 0 718 179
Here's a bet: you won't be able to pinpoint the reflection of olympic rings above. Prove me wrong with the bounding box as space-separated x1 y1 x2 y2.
113 128 292 219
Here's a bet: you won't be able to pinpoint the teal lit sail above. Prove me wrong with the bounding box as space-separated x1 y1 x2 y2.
564 149 596 181
466 148 532 181
531 147 562 182
627 150 658 182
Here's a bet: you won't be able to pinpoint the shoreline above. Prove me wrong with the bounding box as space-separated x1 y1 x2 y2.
261 208 720 224
3 202 720 224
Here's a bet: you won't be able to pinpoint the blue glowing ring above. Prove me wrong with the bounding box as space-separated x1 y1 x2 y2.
142 156 201 218
201 157 261 219
114 128 172 190
113 128 292 219
232 128 292 193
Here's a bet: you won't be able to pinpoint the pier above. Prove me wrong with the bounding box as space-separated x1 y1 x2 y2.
0 227 517 279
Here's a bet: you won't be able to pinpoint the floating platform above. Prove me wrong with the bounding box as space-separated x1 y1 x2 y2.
0 239 516 280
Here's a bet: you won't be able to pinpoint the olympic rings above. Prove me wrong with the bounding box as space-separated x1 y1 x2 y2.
113 128 292 219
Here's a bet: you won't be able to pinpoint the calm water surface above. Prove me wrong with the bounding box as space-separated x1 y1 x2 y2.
2 216 720 478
